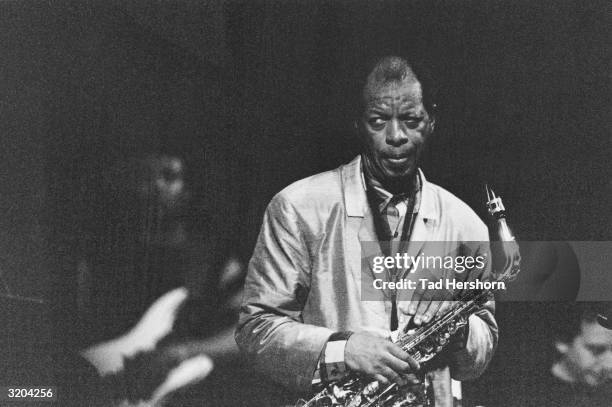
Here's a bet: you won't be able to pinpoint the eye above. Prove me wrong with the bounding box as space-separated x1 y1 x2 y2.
401 117 423 130
587 345 607 356
367 117 386 130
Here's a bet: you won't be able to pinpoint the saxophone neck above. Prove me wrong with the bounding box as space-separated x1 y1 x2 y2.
496 218 515 242
485 184 521 281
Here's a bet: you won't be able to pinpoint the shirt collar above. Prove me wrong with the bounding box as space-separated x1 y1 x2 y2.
342 155 438 223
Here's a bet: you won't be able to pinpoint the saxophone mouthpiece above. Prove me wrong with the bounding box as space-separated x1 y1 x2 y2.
485 184 505 217
485 183 493 201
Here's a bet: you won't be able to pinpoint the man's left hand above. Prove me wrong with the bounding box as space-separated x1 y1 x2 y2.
399 283 454 327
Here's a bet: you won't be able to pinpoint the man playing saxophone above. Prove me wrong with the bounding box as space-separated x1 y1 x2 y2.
236 56 497 406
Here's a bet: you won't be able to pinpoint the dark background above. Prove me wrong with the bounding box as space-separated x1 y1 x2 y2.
2 0 610 298
0 0 610 404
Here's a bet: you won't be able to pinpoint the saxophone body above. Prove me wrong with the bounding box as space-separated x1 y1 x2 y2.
296 186 521 407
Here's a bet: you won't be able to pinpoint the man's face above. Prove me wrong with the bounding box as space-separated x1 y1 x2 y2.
561 321 612 387
138 155 188 212
359 78 434 183
153 156 186 208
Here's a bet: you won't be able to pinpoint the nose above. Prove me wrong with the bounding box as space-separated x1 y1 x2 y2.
385 119 409 147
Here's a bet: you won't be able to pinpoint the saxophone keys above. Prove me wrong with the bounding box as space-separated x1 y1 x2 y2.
332 384 349 402
362 380 380 396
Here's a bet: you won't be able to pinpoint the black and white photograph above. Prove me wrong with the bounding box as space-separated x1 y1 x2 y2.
1 1 610 406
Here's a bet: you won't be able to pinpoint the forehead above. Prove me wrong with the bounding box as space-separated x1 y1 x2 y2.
579 321 612 345
363 79 424 110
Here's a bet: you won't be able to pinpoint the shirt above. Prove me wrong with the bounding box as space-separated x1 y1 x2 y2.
312 162 423 386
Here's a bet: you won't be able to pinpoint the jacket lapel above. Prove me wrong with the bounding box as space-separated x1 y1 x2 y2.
340 156 385 277
341 156 371 281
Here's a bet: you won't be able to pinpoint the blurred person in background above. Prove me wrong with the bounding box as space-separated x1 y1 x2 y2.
542 302 612 406
58 152 246 406
468 302 612 407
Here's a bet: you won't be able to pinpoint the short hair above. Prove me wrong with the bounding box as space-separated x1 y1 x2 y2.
552 302 611 343
357 55 439 115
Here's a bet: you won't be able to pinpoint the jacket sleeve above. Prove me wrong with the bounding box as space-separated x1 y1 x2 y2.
448 240 498 381
235 193 334 391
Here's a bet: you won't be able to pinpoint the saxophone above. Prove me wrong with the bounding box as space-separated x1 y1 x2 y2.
295 185 521 407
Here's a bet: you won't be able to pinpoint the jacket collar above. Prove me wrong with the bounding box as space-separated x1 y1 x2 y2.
341 155 439 224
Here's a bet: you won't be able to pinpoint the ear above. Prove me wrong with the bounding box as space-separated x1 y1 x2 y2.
353 119 363 139
428 103 437 133
555 340 569 354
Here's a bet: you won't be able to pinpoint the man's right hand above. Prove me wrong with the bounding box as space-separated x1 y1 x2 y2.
344 332 420 386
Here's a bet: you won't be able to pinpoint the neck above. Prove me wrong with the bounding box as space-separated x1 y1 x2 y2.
383 176 415 195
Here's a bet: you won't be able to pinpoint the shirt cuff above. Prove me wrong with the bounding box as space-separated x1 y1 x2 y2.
312 331 353 386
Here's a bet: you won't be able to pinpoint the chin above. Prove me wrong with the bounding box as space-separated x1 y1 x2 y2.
385 167 416 180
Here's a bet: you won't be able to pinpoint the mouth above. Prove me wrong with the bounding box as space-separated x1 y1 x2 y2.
584 371 612 387
383 154 412 167
386 156 409 164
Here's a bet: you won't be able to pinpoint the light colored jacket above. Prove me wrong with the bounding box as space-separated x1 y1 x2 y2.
236 155 497 406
